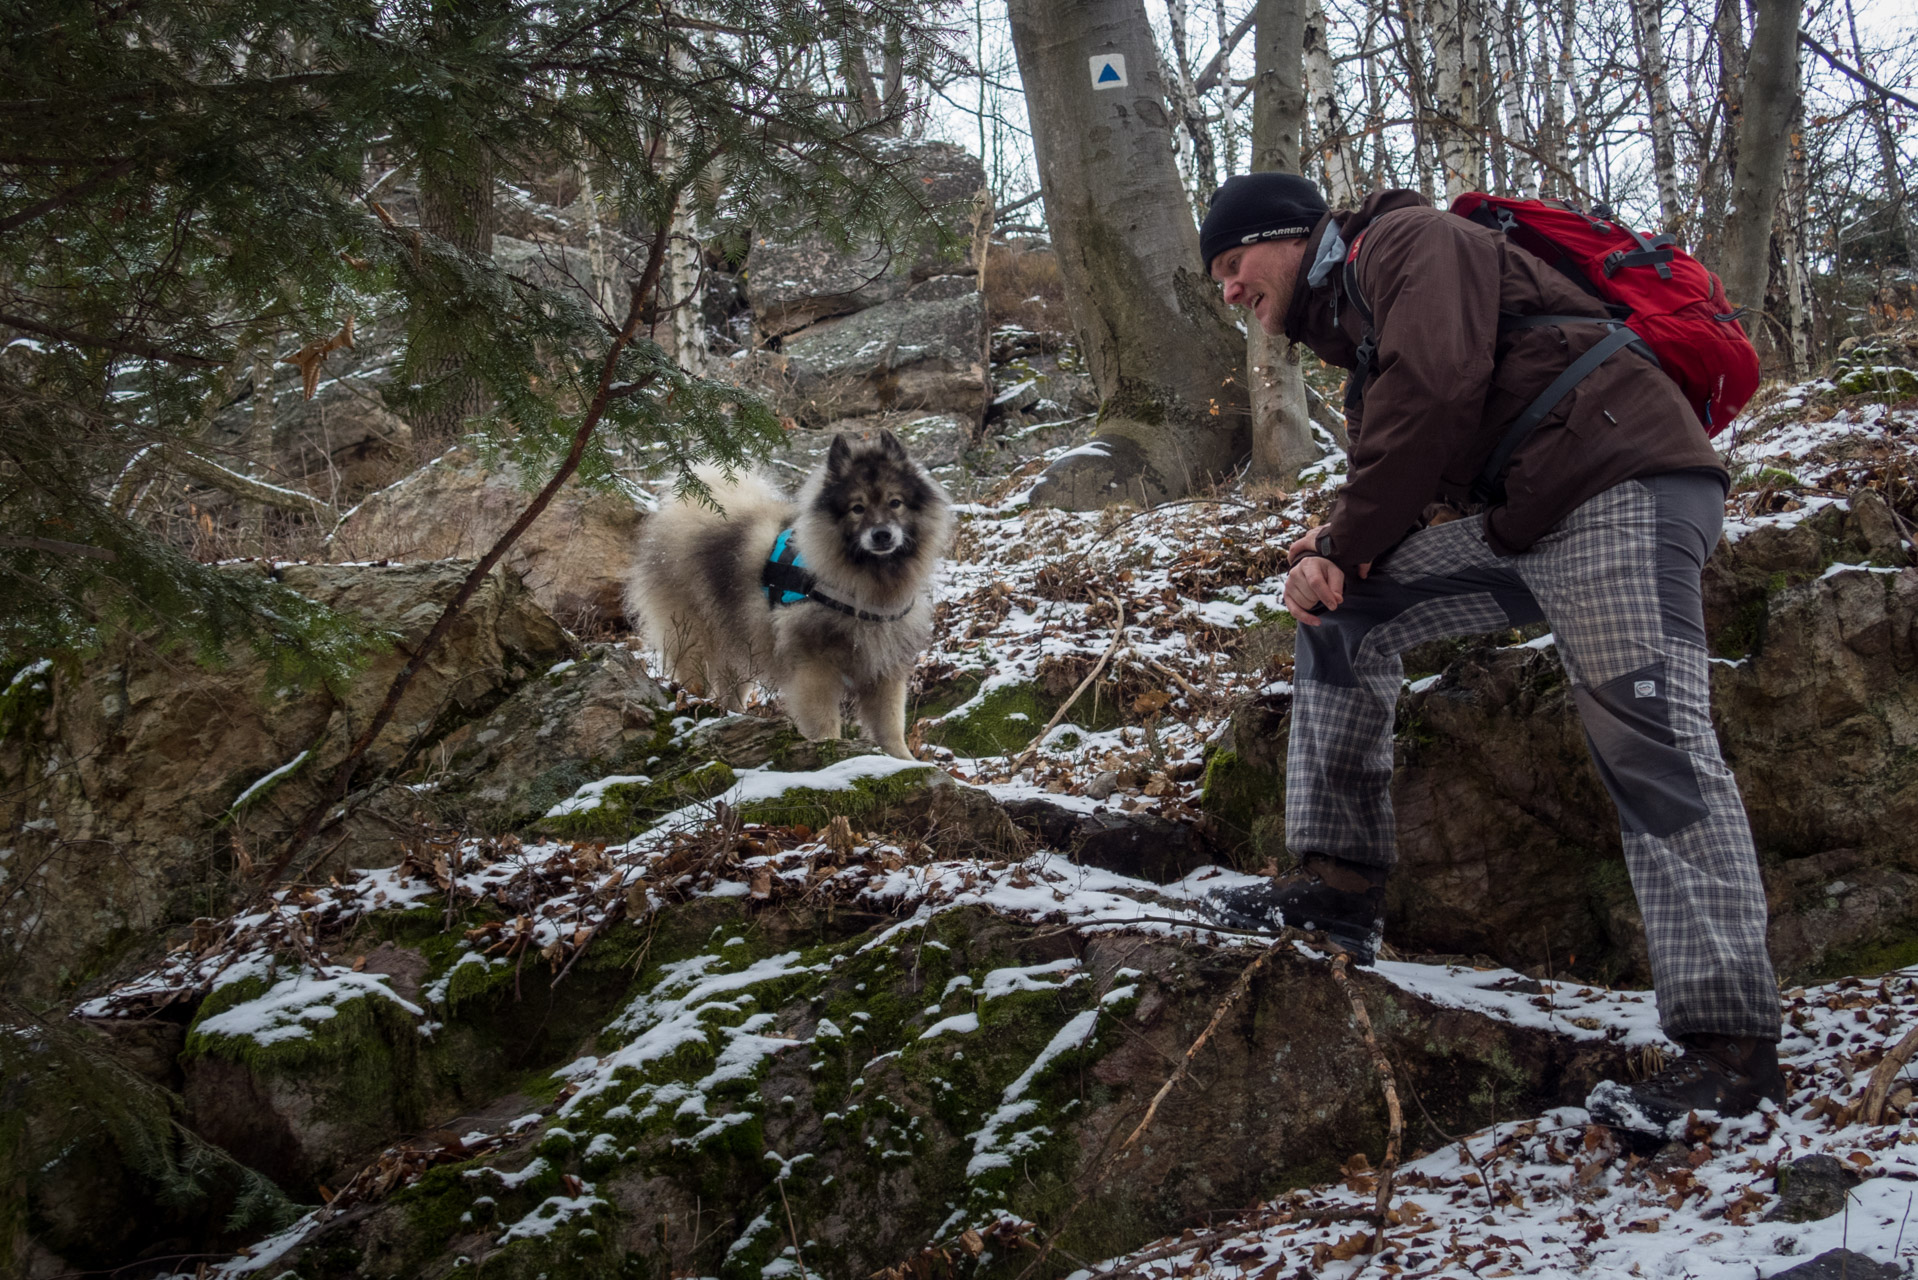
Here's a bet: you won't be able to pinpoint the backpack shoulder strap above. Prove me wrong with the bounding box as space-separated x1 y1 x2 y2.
1341 231 1378 414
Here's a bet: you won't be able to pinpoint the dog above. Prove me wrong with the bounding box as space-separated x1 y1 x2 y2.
628 430 952 760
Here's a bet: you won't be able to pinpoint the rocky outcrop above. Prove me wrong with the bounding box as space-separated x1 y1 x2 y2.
163 900 1622 1276
328 444 650 629
746 141 986 339
0 562 570 1002
728 143 992 484
1202 496 1918 984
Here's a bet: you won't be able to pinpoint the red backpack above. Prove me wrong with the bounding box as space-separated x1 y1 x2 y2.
1449 193 1760 436
1339 194 1760 501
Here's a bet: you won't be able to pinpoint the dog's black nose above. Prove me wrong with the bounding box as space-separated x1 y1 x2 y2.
870 528 894 548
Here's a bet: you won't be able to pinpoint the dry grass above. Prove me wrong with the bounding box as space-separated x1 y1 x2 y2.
984 240 1070 341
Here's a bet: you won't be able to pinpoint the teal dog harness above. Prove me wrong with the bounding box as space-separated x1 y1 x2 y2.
760 526 915 621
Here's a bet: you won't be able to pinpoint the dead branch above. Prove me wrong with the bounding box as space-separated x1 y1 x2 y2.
1005 593 1125 777
260 207 677 891
1331 953 1403 1253
160 444 338 521
1860 1021 1918 1126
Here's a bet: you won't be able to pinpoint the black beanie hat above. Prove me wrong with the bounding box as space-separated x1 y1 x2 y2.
1199 172 1329 272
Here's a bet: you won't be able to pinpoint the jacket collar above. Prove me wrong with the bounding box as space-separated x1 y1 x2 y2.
1281 189 1432 350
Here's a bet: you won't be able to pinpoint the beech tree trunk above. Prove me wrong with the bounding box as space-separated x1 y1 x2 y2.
1719 0 1798 334
1247 0 1321 480
1009 0 1249 509
1494 0 1537 198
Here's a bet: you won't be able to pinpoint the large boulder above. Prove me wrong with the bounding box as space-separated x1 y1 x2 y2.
1202 495 1918 984
745 289 988 427
0 562 570 1002
328 444 648 630
745 141 985 339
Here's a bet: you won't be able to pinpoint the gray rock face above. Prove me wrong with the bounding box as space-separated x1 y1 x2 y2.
775 291 988 424
433 643 670 826
0 562 570 1002
769 413 975 493
745 141 985 338
329 444 648 630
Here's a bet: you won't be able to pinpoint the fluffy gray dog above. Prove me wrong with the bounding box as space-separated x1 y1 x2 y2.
628 430 953 759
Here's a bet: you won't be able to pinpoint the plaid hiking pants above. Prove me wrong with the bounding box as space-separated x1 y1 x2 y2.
1288 472 1780 1040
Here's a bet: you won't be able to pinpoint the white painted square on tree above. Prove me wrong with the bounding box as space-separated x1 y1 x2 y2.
1089 53 1127 90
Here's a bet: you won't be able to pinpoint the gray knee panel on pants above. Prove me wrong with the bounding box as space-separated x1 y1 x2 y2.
1573 662 1710 837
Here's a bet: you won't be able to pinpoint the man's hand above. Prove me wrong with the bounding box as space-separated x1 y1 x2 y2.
1285 526 1369 625
1285 555 1346 625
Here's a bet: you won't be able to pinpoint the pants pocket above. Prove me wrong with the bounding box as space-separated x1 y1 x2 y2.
1572 661 1710 838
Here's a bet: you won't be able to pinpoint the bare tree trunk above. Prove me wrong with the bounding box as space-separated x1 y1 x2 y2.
1430 0 1486 198
1395 0 1438 200
413 147 497 445
1694 0 1744 270
1495 0 1537 197
1847 0 1913 271
1629 0 1683 233
1163 0 1216 203
1534 0 1566 197
1304 0 1360 204
1009 0 1251 509
1248 0 1321 479
1719 0 1799 326
1216 0 1245 176
1559 0 1591 198
1780 94 1814 373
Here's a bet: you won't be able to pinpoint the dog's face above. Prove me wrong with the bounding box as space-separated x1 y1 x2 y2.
820 430 939 564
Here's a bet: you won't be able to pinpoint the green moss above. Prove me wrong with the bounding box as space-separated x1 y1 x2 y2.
738 766 936 829
542 760 738 839
1805 921 1918 982
1199 748 1282 863
920 683 1053 757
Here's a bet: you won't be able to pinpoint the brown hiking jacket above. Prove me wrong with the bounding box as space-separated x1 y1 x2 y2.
1281 190 1726 574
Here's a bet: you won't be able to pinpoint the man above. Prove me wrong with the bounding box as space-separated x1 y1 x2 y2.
1195 172 1783 1132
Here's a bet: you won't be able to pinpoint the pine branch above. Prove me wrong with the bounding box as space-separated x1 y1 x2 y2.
0 311 216 367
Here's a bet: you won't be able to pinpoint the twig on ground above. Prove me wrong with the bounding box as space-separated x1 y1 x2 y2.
776 1175 811 1280
1005 593 1125 777
1076 1204 1375 1280
1860 1022 1918 1125
1330 953 1403 1254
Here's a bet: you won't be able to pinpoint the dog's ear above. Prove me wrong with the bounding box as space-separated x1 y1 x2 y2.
876 428 908 460
827 433 852 475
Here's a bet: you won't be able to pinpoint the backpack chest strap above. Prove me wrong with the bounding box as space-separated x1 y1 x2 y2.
760 528 917 622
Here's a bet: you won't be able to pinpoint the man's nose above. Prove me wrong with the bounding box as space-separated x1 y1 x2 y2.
1221 279 1245 306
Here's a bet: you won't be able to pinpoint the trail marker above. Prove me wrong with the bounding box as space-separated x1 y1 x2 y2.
1090 53 1128 90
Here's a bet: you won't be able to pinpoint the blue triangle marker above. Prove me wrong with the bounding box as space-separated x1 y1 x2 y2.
1097 63 1120 83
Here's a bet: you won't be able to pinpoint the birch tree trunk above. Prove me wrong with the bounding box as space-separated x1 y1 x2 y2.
1719 0 1798 327
1780 95 1814 373
1495 0 1537 197
1009 0 1250 509
1429 0 1485 198
1304 0 1360 205
1559 0 1591 198
1248 0 1321 479
1396 0 1438 200
1628 0 1683 233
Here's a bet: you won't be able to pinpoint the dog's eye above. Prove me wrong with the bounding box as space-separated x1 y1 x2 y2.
889 498 903 509
850 503 865 515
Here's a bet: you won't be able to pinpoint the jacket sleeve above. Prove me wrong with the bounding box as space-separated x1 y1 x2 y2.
1320 210 1501 573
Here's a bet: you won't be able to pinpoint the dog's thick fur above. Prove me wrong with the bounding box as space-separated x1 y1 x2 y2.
628 431 952 759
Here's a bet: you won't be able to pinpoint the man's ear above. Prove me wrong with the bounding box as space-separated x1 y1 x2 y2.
827 433 852 474
876 429 907 460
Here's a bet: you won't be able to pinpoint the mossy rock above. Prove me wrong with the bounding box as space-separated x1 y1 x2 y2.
540 760 739 839
1 1019 298 1272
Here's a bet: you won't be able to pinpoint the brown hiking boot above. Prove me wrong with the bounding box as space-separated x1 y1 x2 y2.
1585 1034 1785 1136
